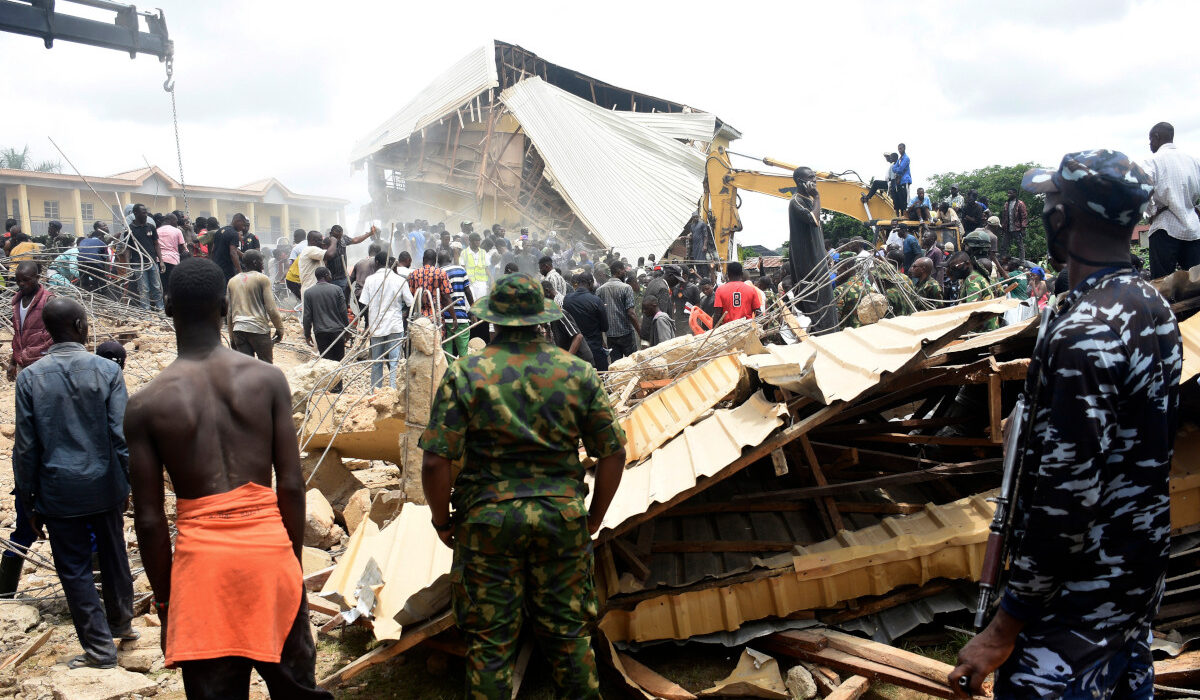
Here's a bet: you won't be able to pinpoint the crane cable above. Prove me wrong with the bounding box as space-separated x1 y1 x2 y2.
163 54 189 220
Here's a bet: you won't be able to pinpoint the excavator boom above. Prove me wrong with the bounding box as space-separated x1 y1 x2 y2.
703 146 897 261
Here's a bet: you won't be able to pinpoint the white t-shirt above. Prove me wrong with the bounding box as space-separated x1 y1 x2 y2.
298 246 327 294
359 268 412 337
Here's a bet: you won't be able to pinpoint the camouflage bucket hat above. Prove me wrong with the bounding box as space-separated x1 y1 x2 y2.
471 273 563 326
1022 149 1154 226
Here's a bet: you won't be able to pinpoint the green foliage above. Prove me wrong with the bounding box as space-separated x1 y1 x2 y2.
927 162 1048 262
0 145 63 173
820 211 871 244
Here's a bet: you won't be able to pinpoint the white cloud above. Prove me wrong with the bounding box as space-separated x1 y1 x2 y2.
2 0 1197 250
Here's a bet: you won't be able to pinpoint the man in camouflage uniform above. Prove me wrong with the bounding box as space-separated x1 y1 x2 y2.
910 257 943 305
834 264 871 329
951 151 1181 698
420 273 627 699
882 273 916 317
948 239 999 331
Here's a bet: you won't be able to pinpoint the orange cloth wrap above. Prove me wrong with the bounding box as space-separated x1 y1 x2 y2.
165 482 302 668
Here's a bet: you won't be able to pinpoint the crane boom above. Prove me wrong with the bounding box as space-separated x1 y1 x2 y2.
0 0 171 61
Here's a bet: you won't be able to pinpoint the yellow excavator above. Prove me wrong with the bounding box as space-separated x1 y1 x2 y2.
700 146 959 260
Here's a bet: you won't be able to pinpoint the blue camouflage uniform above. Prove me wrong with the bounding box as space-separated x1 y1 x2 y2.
998 150 1181 698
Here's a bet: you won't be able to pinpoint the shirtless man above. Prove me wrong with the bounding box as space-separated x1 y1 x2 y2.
126 258 330 700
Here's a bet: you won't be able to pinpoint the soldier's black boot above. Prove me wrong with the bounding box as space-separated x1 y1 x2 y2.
0 555 22 599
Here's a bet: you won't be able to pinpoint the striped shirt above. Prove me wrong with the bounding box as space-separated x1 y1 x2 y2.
442 264 470 320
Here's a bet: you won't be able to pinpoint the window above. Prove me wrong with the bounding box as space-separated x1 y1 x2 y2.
384 168 406 192
43 200 59 219
270 216 281 235
81 202 94 220
10 199 19 218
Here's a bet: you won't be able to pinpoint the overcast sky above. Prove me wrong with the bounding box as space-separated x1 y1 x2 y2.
2 0 1197 250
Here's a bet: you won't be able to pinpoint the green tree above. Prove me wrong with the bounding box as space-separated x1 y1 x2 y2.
926 162 1048 262
820 211 871 245
0 145 62 173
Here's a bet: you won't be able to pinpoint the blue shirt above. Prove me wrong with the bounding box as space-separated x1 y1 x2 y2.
409 230 427 257
891 153 912 185
14 343 129 517
78 235 108 263
907 194 931 208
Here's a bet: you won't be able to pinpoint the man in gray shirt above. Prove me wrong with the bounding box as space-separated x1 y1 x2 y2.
302 267 348 365
595 261 640 361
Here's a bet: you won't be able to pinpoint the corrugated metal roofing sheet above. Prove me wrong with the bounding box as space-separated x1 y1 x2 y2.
621 353 745 464
592 391 787 536
743 299 1018 405
598 493 996 643
500 77 708 261
350 42 499 163
620 111 719 143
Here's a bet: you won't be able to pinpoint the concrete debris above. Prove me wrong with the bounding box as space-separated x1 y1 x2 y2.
368 489 405 527
398 316 446 504
285 359 346 409
302 546 334 574
0 603 40 635
785 665 818 700
33 665 159 700
301 448 366 513
304 488 344 549
341 487 372 535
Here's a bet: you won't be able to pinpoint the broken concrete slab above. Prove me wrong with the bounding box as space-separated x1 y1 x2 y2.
0 603 39 634
301 448 366 512
304 489 344 549
342 488 372 535
368 490 404 527
302 546 334 575
42 665 159 699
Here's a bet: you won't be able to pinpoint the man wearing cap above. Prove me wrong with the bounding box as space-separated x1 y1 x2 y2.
420 273 626 699
951 150 1181 698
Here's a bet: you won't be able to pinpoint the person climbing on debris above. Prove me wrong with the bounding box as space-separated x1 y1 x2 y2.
420 273 626 699
126 258 331 700
950 150 1182 698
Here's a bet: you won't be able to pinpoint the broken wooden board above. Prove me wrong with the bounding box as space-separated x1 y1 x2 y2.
611 644 697 700
1154 649 1200 684
0 628 52 671
759 636 951 698
826 676 870 700
317 611 453 689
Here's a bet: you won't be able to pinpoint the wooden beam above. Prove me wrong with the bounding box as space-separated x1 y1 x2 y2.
1154 650 1200 684
304 565 336 591
814 417 965 438
617 652 698 700
0 628 52 670
650 540 796 554
733 458 1002 502
318 611 454 688
759 638 951 697
833 501 924 515
851 433 1000 447
610 536 652 582
665 500 811 517
826 676 871 700
987 373 1003 444
800 435 845 534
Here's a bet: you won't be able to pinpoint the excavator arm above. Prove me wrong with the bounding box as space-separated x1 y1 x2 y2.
702 146 896 260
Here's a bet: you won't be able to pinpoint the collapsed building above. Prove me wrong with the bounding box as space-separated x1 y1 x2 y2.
352 39 741 261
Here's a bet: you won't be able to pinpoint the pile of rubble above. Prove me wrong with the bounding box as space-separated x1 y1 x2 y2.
298 293 1200 696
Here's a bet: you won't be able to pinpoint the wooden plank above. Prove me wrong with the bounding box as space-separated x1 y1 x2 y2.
0 628 53 670
800 435 846 534
734 458 1001 502
665 501 811 517
814 417 964 438
853 433 999 447
803 663 841 696
987 373 1003 444
596 542 620 603
1155 650 1200 684
304 565 336 591
307 594 342 617
634 520 656 558
618 652 698 700
759 637 950 697
651 540 796 554
317 611 454 688
833 501 923 515
771 448 790 476
816 629 964 687
826 676 870 700
610 536 652 582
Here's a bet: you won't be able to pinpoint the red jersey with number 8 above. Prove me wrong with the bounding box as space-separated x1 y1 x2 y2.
713 280 761 321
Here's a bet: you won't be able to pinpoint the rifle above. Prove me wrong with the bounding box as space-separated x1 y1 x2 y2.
973 303 1054 629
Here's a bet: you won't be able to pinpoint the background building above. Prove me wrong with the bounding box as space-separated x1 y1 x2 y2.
0 165 347 242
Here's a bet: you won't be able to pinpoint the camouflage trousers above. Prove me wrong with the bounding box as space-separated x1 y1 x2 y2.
996 624 1153 700
451 496 600 700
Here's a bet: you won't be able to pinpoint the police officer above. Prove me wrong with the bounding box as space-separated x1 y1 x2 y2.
419 273 627 699
950 151 1182 697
